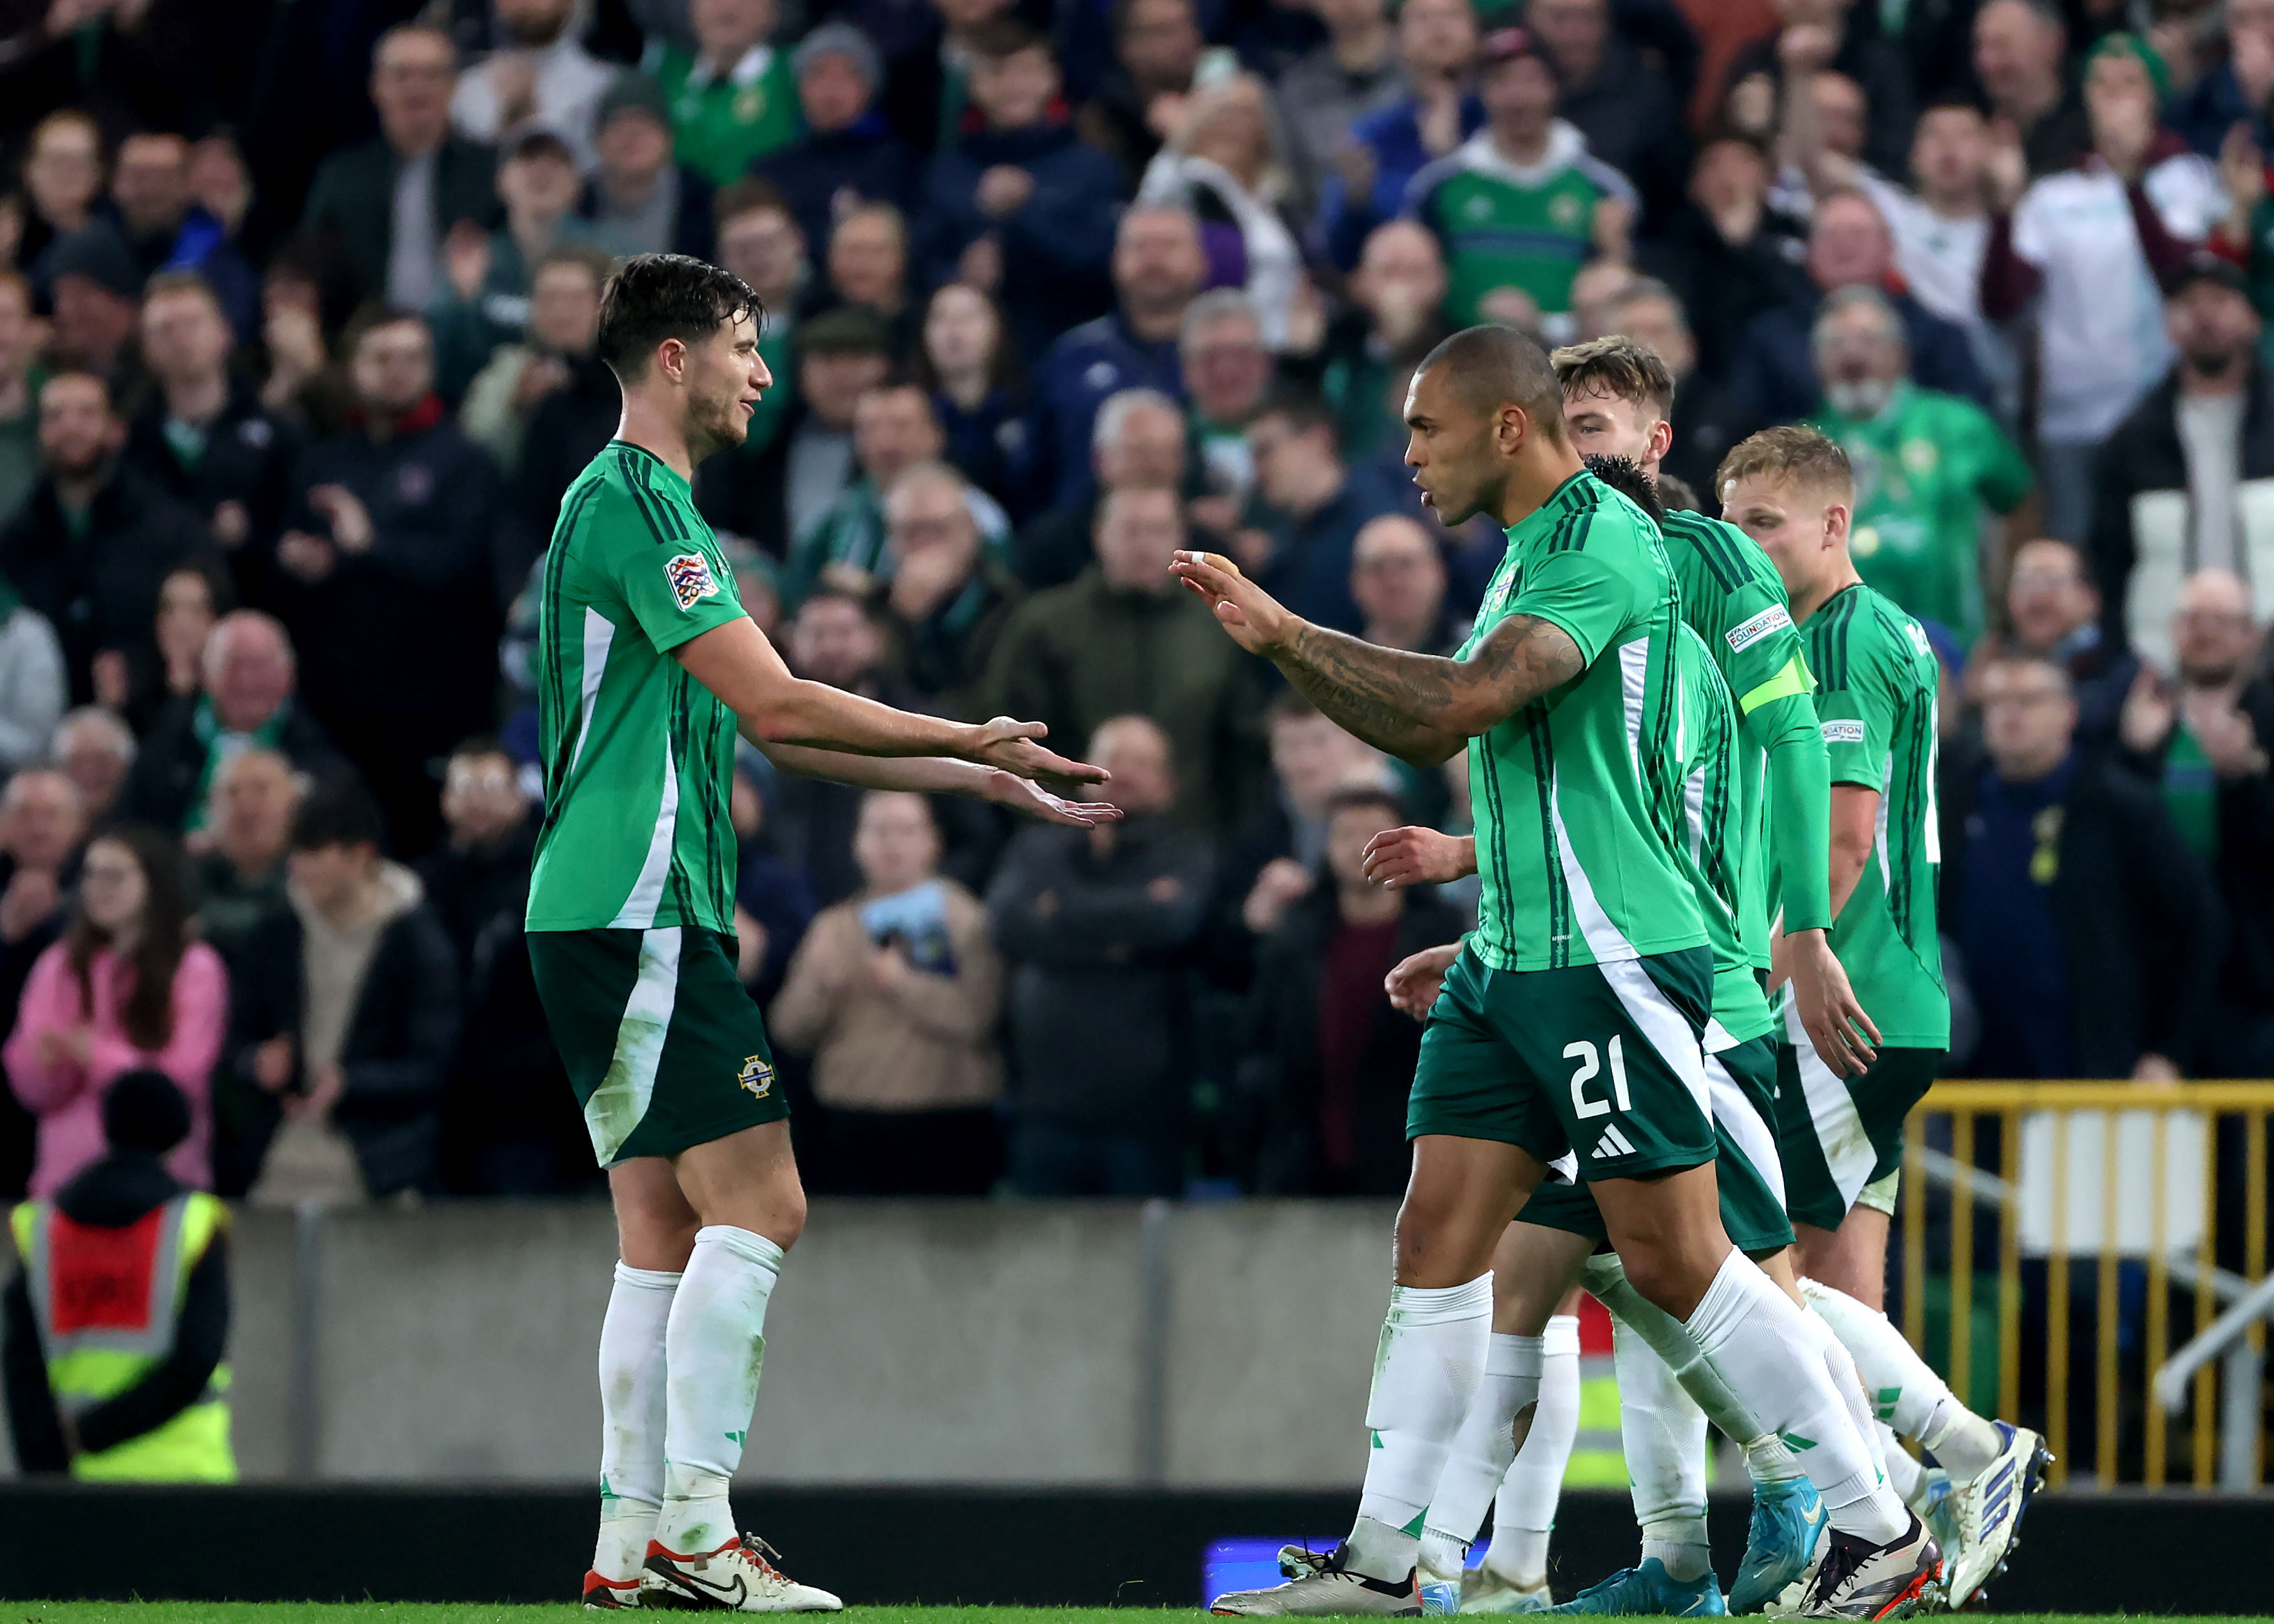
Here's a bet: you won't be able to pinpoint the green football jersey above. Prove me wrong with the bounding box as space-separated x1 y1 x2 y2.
1807 382 2033 644
1660 509 1820 968
1406 126 1638 328
1461 470 1705 973
528 441 748 936
1673 624 1777 1046
1794 582 1950 1047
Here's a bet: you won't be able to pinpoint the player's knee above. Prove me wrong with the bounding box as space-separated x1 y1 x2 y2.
1617 1248 1705 1323
622 1215 700 1273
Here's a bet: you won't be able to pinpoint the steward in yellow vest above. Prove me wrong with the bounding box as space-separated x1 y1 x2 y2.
3 1069 234 1480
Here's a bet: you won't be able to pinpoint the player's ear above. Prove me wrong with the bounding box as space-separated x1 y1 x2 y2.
1647 415 1674 465
1496 402 1528 456
1824 501 1852 548
655 337 688 385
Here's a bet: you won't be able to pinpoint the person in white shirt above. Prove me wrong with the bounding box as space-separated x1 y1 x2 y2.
451 0 618 170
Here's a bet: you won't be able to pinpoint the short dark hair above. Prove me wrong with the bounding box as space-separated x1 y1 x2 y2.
1417 324 1566 443
342 301 428 358
1657 472 1702 513
1323 782 1407 826
1252 386 1339 441
1552 334 1677 420
1265 690 1322 728
292 775 388 853
714 176 793 233
535 243 615 288
141 269 225 316
596 253 763 382
968 16 1048 59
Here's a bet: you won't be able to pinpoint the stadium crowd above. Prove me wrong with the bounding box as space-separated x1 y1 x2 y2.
1 0 2272 1204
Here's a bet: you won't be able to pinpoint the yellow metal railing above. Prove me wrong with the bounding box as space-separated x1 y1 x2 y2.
1901 1082 2273 1490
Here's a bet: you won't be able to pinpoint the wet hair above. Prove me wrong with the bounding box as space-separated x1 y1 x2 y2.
1552 333 1677 420
1583 453 1665 526
1416 324 1566 442
596 253 763 382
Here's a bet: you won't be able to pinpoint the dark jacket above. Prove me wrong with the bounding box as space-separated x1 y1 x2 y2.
754 117 919 266
1029 311 1185 509
877 558 1026 717
1554 38 1692 229
106 204 262 340
0 464 212 705
416 821 537 971
509 352 624 595
1255 465 1405 637
223 889 460 1198
1242 885 1468 1195
298 136 503 301
986 817 1214 1134
121 693 339 833
1636 202 1812 386
1727 284 1991 433
1942 745 2223 1077
122 379 302 611
3 1151 229 1474
1723 26 1917 182
2088 365 2274 649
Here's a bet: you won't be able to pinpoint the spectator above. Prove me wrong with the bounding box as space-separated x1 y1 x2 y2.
1598 275 1741 501
102 132 259 343
1013 386 1188 590
2115 570 2274 1075
300 24 503 310
1804 286 2035 643
1635 136 1808 389
1402 28 1636 339
252 251 357 439
915 283 1030 516
577 76 718 263
1529 0 1691 229
438 882 587 1198
113 563 220 737
4 825 225 1198
1245 389 1403 635
461 245 614 485
752 24 914 263
1350 512 1459 654
49 709 135 830
0 273 38 527
1943 654 2219 1080
1 1069 236 1482
1729 187 1989 431
703 305 888 549
428 127 604 404
1076 0 1205 191
1971 0 2089 179
705 178 807 470
1319 0 1482 272
273 310 501 856
13 113 104 298
1181 290 1275 515
416 739 535 969
1032 205 1206 508
1986 35 2224 543
818 203 917 360
122 611 335 835
450 0 616 170
45 227 146 384
190 748 301 972
0 575 65 776
656 0 801 187
1242 783 1465 1194
987 483 1262 828
0 771 84 1196
0 372 209 706
772 790 1005 1194
1274 0 1409 214
1719 0 1916 185
1974 536 2134 743
1138 75 1304 350
2172 0 2274 158
124 274 300 609
988 714 1212 1196
916 21 1122 360
872 462 1024 711
225 780 458 1203
1284 220 1448 468
872 0 1022 158
2092 256 2274 666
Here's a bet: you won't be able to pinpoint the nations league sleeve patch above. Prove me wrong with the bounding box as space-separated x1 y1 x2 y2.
1725 603 1794 652
666 551 720 610
1821 718 1866 744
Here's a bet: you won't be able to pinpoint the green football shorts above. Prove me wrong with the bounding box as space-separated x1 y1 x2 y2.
1407 945 1716 1180
528 925 788 1166
1774 1011 1942 1231
1518 1034 1795 1256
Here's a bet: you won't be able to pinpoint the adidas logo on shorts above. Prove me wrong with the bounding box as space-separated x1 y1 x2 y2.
1591 1124 1637 1159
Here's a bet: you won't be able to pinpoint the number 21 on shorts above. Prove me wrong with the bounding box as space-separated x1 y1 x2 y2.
1565 1037 1632 1118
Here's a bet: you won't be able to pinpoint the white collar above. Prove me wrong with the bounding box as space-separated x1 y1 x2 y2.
692 42 774 89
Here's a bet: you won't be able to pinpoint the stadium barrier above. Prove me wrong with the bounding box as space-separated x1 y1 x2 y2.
1903 1081 2274 1490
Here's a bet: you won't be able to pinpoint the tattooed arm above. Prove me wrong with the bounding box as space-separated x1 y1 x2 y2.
1169 551 1585 766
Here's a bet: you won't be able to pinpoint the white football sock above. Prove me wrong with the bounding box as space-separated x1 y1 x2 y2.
1348 1274 1494 1581
595 1262 679 1583
1792 1301 1888 1479
1421 1330 1544 1573
1481 1314 1578 1588
656 1226 784 1556
1615 1321 1712 1584
1801 1279 2003 1479
1743 1432 1806 1485
1878 1422 1925 1506
1680 1250 1909 1544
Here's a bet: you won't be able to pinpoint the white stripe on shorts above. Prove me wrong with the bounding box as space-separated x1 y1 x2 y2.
1782 999 1875 1212
583 927 683 1164
1705 1049 1785 1211
1598 956 1712 1126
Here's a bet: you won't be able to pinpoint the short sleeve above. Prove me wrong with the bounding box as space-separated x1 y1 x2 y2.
592 487 747 655
1813 642 1890 790
1508 545 1642 667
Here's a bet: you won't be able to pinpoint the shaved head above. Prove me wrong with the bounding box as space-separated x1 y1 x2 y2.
1417 323 1567 439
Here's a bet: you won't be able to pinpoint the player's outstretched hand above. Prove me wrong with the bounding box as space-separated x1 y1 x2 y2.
1363 825 1475 889
983 769 1122 828
1782 927 1880 1078
969 718 1111 789
1170 550 1295 655
1385 942 1462 1021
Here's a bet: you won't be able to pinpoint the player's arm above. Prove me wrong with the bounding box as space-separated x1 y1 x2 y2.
1362 826 1476 889
1171 553 1582 766
1827 784 1878 921
747 738 1119 828
678 617 1097 783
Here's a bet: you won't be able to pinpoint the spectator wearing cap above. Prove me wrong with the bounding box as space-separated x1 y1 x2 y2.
577 75 718 261
123 274 301 608
43 227 146 387
449 0 617 170
100 133 260 345
1274 0 1409 217
1986 35 2225 543
272 310 501 856
1318 0 1483 274
696 305 889 551
300 24 504 311
916 21 1123 361
751 23 915 263
1401 27 1635 341
2091 254 2274 663
654 0 802 187
0 372 209 706
428 126 609 404
1075 0 1205 193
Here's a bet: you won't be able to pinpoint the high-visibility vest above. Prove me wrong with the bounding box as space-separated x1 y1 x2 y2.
8 1191 236 1482
1565 1292 1629 1486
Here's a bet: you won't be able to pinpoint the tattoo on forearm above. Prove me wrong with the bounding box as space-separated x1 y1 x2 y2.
1277 615 1586 759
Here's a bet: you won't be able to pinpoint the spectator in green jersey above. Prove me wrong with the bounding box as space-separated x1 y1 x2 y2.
1804 287 2035 646
1400 27 1635 340
654 0 801 187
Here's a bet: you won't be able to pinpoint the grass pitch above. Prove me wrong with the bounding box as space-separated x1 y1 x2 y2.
1 1610 2263 1624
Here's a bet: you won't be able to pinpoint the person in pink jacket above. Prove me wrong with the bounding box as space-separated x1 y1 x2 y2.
4 824 226 1194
